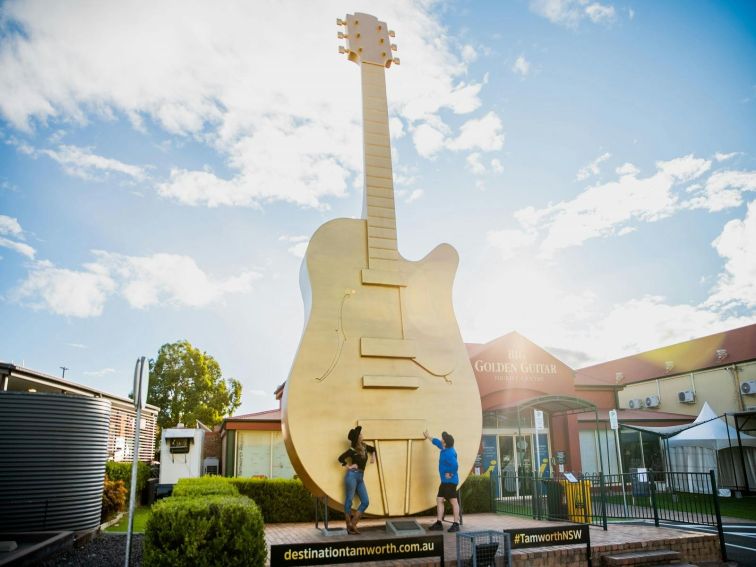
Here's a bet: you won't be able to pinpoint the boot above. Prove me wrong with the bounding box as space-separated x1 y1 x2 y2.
349 511 362 534
345 512 354 533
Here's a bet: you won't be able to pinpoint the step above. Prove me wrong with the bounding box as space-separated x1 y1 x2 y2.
602 549 682 566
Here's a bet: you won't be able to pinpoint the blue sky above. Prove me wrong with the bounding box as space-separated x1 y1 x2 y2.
1 0 754 415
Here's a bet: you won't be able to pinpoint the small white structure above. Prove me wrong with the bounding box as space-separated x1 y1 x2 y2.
159 426 206 486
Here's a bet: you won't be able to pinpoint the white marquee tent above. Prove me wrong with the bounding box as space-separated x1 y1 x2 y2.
667 402 756 490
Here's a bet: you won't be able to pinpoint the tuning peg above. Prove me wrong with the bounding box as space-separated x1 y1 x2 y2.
337 31 346 39
393 57 400 65
338 45 347 54
337 17 345 26
391 44 397 51
389 30 396 37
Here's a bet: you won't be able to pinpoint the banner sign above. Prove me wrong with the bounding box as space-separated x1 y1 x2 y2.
270 535 444 566
503 524 591 567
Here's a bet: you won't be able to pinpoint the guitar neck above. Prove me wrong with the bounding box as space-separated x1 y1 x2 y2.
360 62 399 271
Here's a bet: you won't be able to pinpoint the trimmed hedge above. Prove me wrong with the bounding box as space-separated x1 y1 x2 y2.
231 478 320 523
173 476 239 498
225 475 491 523
143 495 266 567
105 460 151 495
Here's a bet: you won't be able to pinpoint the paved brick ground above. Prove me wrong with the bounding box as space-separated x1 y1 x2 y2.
264 513 723 566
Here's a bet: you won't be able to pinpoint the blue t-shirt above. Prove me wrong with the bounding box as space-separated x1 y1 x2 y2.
432 438 459 485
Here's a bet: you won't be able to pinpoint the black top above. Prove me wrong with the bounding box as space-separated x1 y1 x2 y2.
338 445 376 470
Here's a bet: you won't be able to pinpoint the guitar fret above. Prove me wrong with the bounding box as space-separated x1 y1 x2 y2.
365 133 390 146
368 237 397 250
365 154 392 169
368 217 396 229
367 206 396 219
365 165 393 179
364 148 392 160
367 196 394 210
366 187 394 200
369 248 399 260
368 226 397 239
366 175 393 189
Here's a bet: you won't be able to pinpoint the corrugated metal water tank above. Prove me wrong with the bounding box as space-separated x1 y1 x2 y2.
0 391 111 532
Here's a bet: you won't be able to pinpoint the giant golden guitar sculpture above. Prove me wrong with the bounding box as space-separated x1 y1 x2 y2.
281 13 482 516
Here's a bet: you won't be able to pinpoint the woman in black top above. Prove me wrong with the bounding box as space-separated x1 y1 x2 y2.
338 425 375 534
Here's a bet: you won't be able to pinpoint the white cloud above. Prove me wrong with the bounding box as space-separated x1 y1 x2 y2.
576 152 611 181
13 260 116 317
279 235 309 258
466 153 486 175
715 152 739 162
616 162 639 176
447 112 504 152
12 252 259 317
0 237 36 259
66 343 88 349
0 2 486 209
0 215 23 236
412 123 447 159
530 0 617 28
706 201 756 310
513 154 717 257
0 214 35 258
656 154 711 182
512 55 530 76
93 251 259 309
686 170 756 212
585 3 616 24
487 229 537 260
491 158 504 174
40 145 147 181
404 189 424 203
461 45 477 63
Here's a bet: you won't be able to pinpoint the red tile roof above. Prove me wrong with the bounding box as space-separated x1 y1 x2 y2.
575 323 756 387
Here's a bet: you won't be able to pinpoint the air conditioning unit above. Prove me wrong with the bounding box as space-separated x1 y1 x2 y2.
741 380 756 395
628 398 644 409
678 390 696 403
645 395 661 408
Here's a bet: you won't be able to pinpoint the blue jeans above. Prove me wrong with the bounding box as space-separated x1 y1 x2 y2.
344 469 369 514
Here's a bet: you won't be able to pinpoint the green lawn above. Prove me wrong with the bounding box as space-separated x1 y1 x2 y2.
105 506 152 533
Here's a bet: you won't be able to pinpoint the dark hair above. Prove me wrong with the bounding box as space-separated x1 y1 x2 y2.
441 431 454 448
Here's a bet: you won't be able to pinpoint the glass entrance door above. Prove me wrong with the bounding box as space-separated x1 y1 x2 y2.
497 432 550 497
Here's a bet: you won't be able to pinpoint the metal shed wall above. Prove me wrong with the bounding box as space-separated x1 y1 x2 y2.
0 392 111 532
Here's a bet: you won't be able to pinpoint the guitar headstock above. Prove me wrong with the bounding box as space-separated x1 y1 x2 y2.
337 13 400 68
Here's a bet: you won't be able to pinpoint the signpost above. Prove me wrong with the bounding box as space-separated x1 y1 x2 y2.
609 409 628 515
125 356 149 567
534 409 544 477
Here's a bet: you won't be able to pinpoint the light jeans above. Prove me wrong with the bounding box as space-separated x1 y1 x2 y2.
344 468 369 514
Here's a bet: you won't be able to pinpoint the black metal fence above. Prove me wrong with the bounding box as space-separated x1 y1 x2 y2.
491 470 726 560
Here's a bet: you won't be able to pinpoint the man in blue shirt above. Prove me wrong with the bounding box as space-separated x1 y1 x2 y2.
424 430 460 532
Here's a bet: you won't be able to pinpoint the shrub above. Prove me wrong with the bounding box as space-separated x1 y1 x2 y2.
143 495 266 567
173 476 239 498
102 478 127 522
231 478 322 523
106 460 151 495
459 474 492 513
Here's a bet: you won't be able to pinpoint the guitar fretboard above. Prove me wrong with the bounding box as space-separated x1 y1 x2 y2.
361 63 399 272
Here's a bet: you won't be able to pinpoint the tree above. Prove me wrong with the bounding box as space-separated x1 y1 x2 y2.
148 340 242 437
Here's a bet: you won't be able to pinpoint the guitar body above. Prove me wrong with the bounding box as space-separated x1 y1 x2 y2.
282 218 482 515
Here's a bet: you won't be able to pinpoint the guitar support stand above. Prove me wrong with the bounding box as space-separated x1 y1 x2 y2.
315 495 347 536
